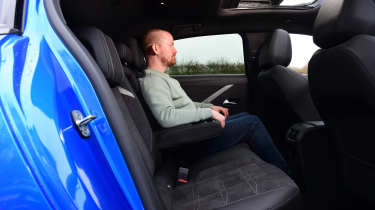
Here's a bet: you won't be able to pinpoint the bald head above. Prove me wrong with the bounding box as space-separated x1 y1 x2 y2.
143 29 173 55
142 29 177 71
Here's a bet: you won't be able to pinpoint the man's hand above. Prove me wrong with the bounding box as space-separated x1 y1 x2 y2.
211 110 226 128
211 105 229 117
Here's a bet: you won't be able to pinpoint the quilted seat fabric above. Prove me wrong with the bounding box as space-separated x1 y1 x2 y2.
157 144 300 210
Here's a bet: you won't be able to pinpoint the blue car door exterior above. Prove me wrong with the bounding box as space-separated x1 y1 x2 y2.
0 0 144 209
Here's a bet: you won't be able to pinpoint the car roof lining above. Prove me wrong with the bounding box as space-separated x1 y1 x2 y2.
60 0 320 41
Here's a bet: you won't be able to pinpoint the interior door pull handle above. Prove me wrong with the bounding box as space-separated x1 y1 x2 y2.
223 99 237 105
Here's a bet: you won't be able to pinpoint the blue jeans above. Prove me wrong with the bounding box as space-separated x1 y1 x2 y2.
200 112 288 173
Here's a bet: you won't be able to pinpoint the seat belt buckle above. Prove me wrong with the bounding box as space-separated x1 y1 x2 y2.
177 167 189 184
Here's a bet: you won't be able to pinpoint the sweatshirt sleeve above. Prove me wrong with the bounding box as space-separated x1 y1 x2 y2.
194 102 213 108
141 77 212 128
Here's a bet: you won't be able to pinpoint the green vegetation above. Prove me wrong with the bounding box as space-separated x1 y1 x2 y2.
167 60 309 75
168 60 245 75
288 65 308 74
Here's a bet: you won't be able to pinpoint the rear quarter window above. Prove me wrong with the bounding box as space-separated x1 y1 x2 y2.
288 33 320 74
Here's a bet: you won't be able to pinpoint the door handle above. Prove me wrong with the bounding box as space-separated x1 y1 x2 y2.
223 99 237 105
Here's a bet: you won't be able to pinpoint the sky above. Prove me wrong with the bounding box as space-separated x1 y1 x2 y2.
175 34 244 65
175 33 319 69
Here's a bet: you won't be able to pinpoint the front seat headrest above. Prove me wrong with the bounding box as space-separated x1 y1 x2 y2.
314 0 375 49
74 27 127 87
258 29 292 69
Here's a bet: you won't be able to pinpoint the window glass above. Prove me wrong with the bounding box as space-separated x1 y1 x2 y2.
0 0 16 27
169 34 245 75
288 34 319 74
280 0 315 6
0 0 17 34
237 0 316 9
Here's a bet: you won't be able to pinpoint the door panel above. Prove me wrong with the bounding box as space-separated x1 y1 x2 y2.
174 74 249 115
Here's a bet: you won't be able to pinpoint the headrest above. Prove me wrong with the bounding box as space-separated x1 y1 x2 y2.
74 27 127 86
314 0 375 49
258 29 292 69
117 38 147 77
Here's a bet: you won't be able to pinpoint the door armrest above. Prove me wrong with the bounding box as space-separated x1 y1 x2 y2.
155 120 223 149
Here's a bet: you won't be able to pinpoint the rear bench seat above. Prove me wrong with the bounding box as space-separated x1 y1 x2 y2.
75 27 302 210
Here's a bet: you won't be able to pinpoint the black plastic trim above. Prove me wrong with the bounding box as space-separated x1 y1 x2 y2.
44 0 163 209
14 0 26 33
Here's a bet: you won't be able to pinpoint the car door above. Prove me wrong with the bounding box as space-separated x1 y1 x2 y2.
0 0 142 209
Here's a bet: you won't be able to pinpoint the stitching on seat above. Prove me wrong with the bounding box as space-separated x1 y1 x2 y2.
240 167 257 194
174 160 296 209
97 31 112 78
225 186 295 208
268 188 300 210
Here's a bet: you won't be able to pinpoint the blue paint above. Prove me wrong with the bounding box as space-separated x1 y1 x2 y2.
12 37 29 109
0 96 52 210
0 35 52 210
0 0 144 209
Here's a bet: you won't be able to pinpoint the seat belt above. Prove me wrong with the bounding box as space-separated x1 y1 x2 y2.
202 84 234 103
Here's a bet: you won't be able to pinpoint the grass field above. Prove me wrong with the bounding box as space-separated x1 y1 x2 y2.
288 65 308 74
169 60 245 75
169 60 308 75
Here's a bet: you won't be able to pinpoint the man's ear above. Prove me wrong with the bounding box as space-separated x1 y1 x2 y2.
151 43 159 55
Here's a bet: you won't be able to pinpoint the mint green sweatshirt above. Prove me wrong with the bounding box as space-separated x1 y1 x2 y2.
139 68 213 128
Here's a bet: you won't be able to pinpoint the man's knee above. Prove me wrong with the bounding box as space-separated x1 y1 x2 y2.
244 114 262 124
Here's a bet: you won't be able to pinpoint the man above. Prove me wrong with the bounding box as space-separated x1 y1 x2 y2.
139 29 288 172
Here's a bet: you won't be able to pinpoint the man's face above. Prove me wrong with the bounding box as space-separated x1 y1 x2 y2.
158 33 177 67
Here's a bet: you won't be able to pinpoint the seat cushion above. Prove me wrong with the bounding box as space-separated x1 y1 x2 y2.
156 144 301 210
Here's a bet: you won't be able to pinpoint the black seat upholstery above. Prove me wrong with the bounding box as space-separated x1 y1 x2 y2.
75 26 301 210
157 143 301 210
257 29 320 156
309 0 375 207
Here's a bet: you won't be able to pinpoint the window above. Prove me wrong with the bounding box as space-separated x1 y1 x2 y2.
0 0 16 34
169 34 245 75
0 0 23 35
280 0 316 6
237 0 317 9
288 34 319 74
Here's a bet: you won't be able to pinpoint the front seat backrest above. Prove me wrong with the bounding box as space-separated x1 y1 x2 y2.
309 0 375 206
257 29 321 155
258 29 321 122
